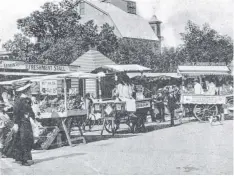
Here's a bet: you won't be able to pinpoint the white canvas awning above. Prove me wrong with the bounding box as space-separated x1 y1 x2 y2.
127 72 181 79
0 72 46 76
100 64 151 73
178 66 230 76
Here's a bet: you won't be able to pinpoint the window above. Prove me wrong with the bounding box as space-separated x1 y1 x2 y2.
80 2 85 15
127 1 136 14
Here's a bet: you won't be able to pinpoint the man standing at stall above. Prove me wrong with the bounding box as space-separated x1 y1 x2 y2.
194 79 204 94
167 88 177 127
12 83 35 166
154 89 165 122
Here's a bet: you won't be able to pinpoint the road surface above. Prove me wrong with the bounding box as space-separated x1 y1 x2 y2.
1 119 233 175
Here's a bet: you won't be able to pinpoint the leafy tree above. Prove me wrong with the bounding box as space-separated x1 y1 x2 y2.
2 33 36 62
180 20 233 64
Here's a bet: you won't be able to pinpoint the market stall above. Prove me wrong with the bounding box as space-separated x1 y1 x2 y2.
177 63 232 122
92 64 152 135
0 72 104 149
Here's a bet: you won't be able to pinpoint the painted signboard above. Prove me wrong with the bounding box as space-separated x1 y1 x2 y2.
0 60 25 69
40 80 58 95
26 64 79 73
181 95 226 104
0 60 79 73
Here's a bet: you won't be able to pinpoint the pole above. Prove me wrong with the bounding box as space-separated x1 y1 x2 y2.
64 78 67 111
98 77 102 99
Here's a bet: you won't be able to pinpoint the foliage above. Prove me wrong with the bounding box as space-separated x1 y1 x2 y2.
2 0 233 73
180 20 233 64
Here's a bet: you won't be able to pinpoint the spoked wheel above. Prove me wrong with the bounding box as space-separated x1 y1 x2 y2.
126 120 135 133
104 119 117 136
193 104 218 122
134 116 146 133
82 114 96 131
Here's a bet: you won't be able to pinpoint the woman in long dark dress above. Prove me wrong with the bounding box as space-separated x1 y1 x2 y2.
12 84 35 166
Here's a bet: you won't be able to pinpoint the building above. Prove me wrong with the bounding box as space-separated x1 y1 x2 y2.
74 0 162 52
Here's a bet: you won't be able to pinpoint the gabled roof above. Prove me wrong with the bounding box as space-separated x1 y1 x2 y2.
70 49 116 72
83 0 159 41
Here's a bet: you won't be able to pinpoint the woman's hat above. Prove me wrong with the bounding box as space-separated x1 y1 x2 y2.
16 83 32 92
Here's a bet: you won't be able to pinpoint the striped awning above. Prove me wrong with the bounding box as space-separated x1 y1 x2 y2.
178 66 231 76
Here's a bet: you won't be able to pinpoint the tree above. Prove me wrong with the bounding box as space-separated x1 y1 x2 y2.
180 20 233 64
2 33 36 62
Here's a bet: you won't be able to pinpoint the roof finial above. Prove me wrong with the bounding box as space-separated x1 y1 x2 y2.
153 6 156 16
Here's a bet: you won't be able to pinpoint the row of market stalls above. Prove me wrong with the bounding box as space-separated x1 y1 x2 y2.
0 48 233 149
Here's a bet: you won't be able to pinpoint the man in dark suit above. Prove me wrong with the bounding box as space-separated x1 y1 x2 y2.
167 89 177 126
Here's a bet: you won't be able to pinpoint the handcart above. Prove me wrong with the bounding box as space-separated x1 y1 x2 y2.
178 63 232 122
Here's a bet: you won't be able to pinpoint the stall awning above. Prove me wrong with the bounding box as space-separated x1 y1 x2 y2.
98 64 151 73
0 72 46 76
178 66 230 76
127 72 181 79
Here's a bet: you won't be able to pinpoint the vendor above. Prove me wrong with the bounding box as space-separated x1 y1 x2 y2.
2 86 14 112
207 78 216 95
194 79 203 94
116 75 136 112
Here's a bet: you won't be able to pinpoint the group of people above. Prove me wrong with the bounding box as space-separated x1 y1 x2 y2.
184 77 233 95
153 85 181 126
0 83 35 166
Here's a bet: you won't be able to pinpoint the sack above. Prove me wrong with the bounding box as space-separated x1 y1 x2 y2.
30 118 41 138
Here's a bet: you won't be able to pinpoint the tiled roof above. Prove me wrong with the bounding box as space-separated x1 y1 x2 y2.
70 49 116 72
84 0 159 41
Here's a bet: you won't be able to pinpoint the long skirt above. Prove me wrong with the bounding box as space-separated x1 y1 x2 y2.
13 117 34 162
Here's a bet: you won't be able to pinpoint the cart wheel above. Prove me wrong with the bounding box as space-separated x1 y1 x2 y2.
193 104 218 122
126 120 135 133
104 120 117 135
134 116 146 133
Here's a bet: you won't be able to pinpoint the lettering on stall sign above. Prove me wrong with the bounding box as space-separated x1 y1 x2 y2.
40 80 58 95
0 60 25 69
26 64 68 72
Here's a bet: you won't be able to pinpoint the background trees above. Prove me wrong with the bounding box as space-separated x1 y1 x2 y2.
2 0 233 72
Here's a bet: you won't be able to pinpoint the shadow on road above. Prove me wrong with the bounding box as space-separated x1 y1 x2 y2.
34 153 86 164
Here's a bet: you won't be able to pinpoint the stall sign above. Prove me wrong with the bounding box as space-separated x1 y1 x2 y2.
0 60 25 69
136 85 143 92
69 88 78 95
136 100 151 109
26 64 79 73
181 95 226 104
40 80 58 95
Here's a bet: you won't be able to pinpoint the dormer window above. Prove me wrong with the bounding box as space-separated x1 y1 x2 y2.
127 1 136 14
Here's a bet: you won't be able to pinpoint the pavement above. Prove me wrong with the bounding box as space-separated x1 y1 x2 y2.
1 118 233 175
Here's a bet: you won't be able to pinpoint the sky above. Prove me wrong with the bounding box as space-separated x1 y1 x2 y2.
0 0 233 49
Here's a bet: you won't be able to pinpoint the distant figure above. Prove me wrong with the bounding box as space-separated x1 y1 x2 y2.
154 89 165 122
194 79 203 94
167 89 178 126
